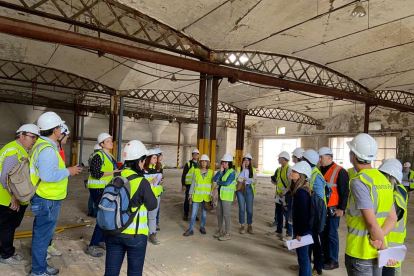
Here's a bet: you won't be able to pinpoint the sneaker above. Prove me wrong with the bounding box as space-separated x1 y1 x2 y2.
149 233 160 245
247 225 254 234
312 268 323 275
98 242 106 250
46 265 59 275
323 262 339 270
183 229 194 237
239 225 245 234
218 234 231 241
269 221 277 227
46 253 51 260
213 230 224 238
47 243 62 256
0 253 29 266
267 231 283 237
282 235 293 241
86 246 103 257
199 227 206 234
156 224 160 231
183 215 188 221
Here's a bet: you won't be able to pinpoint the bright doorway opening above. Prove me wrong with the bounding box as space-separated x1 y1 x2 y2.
262 138 301 174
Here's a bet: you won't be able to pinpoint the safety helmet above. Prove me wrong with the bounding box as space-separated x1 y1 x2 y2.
37 112 65 131
318 147 333 156
123 140 148 161
60 123 70 135
200 154 210 161
147 149 158 156
303 149 319 165
221 153 233 162
154 148 163 155
404 162 411 168
16 124 40 136
93 144 102 151
346 133 378 161
378 163 403 184
278 151 290 161
98 133 112 144
291 161 312 178
382 158 403 171
243 153 253 160
292 148 305 159
192 149 200 154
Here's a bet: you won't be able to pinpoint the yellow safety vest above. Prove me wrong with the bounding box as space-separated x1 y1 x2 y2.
120 169 149 236
30 138 68 200
144 166 162 198
349 167 357 181
236 167 257 194
87 151 115 189
309 167 327 206
150 164 164 196
192 169 213 202
0 141 29 206
345 169 394 260
408 171 414 190
275 164 290 195
185 160 198 185
219 169 236 201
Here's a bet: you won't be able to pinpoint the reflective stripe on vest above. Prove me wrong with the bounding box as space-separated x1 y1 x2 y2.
276 164 290 195
185 161 197 185
87 151 115 189
345 169 394 260
0 141 29 206
30 138 68 200
237 167 257 194
192 169 213 203
144 170 162 198
309 167 326 206
323 163 342 207
219 169 236 201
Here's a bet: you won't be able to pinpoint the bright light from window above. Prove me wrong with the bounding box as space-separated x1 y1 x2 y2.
228 54 236 63
369 121 381 131
239 55 249 63
277 127 286 135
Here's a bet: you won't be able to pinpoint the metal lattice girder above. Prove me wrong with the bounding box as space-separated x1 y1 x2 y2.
0 59 113 94
218 119 251 130
247 107 320 125
0 0 210 59
374 90 414 107
214 51 367 94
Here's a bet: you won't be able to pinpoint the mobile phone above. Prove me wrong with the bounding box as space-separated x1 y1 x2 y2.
78 163 84 168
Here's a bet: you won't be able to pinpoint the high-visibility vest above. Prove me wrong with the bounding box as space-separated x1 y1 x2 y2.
144 167 162 198
345 169 394 260
120 169 149 236
237 167 257 194
87 151 115 189
192 169 213 202
185 160 198 185
323 163 342 207
349 167 357 181
149 164 163 196
309 167 327 206
219 169 236 201
0 141 29 206
275 164 290 195
30 138 68 200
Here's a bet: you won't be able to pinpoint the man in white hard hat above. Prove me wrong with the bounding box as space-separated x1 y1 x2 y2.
318 146 349 270
402 162 414 183
0 124 39 266
345 134 397 275
29 112 83 276
268 151 292 239
181 149 199 221
292 148 305 164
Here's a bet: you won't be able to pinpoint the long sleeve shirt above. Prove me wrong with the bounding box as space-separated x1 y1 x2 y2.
130 178 158 212
0 141 27 189
236 168 257 185
292 188 311 236
181 160 197 186
89 152 117 179
212 170 235 186
36 136 69 183
320 162 349 210
311 166 326 200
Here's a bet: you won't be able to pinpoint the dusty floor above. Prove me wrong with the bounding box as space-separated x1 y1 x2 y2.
1 169 413 276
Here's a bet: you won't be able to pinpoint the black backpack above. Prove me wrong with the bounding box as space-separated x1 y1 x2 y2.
309 192 327 234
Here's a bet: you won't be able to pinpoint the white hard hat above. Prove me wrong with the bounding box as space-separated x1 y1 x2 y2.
378 163 403 184
291 161 312 178
154 148 163 155
278 151 290 161
98 133 112 144
404 162 411 168
319 147 333 156
382 158 403 171
303 149 319 165
243 153 253 160
37 112 65 131
292 148 305 159
221 153 233 162
93 144 102 150
147 149 158 156
200 154 210 161
60 123 70 135
192 149 200 154
123 140 148 161
346 133 378 161
16 124 40 136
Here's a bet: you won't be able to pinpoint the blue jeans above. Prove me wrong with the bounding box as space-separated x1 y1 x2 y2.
189 201 206 230
88 195 97 216
236 185 254 225
104 234 148 276
276 203 292 235
30 194 62 275
309 232 323 274
322 215 340 263
156 195 161 224
89 189 105 247
297 244 312 276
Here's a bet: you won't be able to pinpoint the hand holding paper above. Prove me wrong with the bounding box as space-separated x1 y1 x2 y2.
286 234 314 250
378 245 407 268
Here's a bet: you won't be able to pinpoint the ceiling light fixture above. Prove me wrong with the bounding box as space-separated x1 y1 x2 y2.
352 1 367 18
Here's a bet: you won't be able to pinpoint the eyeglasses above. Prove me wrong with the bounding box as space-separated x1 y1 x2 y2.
24 134 38 141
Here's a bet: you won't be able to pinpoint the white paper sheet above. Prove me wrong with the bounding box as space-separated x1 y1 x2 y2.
154 173 163 186
286 235 314 250
402 180 410 187
378 245 407 268
274 194 285 204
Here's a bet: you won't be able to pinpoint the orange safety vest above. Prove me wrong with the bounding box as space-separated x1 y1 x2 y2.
323 163 342 207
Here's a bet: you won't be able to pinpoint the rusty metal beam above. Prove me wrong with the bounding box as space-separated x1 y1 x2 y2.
247 107 320 125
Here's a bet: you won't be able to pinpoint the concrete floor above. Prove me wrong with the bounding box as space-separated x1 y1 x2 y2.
1 169 413 276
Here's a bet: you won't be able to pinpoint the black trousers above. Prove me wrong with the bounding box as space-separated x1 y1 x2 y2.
0 204 28 259
183 185 190 216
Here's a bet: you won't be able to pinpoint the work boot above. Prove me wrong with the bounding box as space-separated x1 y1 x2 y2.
156 224 160 231
98 242 106 250
86 246 103 257
213 229 224 238
47 243 62 256
239 225 245 234
46 265 59 275
149 233 160 245
218 234 231 241
247 225 254 234
183 215 188 221
199 227 207 235
183 229 194 237
0 253 29 266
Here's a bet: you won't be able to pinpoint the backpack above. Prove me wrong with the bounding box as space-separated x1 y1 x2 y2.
97 172 140 236
309 192 328 234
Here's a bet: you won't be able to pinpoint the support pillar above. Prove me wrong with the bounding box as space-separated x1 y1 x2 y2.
117 97 124 161
148 121 169 145
235 110 246 170
203 76 212 157
209 76 220 171
364 104 370 134
182 126 197 163
197 73 206 154
177 122 181 168
109 93 119 157
71 110 79 166
79 115 85 165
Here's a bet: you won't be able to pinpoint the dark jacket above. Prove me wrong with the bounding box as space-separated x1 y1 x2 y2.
181 160 198 186
292 188 311 237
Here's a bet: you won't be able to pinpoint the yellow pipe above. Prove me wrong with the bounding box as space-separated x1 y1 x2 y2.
198 139 204 156
14 222 92 238
210 140 216 171
203 139 210 159
112 141 117 157
235 150 243 170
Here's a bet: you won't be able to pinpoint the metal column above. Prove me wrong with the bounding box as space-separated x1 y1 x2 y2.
235 110 246 170
197 73 206 154
117 97 124 161
79 115 84 165
177 122 181 168
209 76 220 171
71 110 79 166
203 76 212 157
364 104 370 134
109 93 119 157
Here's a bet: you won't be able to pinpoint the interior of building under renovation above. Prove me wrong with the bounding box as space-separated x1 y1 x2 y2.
0 0 413 275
